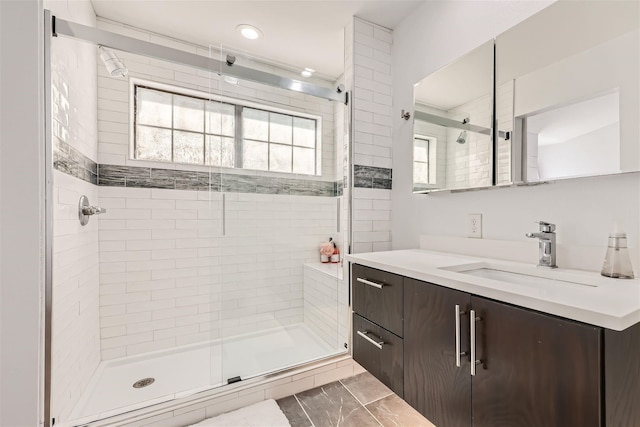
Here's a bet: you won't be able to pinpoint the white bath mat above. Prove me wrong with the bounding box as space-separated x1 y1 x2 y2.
189 399 291 427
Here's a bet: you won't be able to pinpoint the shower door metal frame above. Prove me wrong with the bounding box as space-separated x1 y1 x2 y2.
43 9 54 427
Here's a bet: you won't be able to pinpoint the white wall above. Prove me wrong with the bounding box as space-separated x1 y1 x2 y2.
537 123 620 180
390 0 640 260
0 1 44 426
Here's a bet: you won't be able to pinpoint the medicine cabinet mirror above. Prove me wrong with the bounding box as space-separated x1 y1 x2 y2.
412 40 494 193
498 0 639 184
412 1 639 193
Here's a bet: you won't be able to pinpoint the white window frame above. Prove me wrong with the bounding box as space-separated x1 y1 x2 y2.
413 134 437 185
128 77 323 176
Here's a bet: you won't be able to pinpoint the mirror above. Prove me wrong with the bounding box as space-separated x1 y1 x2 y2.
412 41 494 192
497 1 639 183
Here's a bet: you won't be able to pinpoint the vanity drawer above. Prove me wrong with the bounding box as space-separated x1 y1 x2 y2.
352 264 403 337
353 313 404 398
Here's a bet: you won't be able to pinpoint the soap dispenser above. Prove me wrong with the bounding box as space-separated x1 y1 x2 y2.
601 225 635 279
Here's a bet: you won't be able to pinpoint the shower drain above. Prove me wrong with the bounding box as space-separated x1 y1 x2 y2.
132 378 155 388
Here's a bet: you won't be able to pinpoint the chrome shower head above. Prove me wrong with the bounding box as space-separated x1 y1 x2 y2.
98 46 128 77
456 130 467 144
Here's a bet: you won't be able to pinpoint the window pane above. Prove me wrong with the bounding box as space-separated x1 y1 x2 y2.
293 117 315 148
243 108 269 141
206 102 235 136
270 113 292 144
174 131 203 164
174 94 204 132
137 88 172 127
221 137 234 168
414 139 429 162
136 125 172 161
206 135 221 166
206 135 234 168
414 162 429 184
293 147 315 174
270 144 292 173
243 140 268 170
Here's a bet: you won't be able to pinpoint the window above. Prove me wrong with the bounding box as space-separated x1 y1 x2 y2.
133 83 320 175
413 135 434 185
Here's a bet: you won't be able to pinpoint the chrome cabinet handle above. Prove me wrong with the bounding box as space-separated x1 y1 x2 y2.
470 309 482 376
455 304 467 368
356 330 384 349
356 277 384 289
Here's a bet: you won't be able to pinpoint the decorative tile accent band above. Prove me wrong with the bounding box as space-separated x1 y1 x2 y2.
54 142 344 196
98 164 339 196
53 139 98 185
353 165 392 190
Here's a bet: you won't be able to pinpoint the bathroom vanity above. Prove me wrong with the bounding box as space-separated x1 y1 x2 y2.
348 250 640 427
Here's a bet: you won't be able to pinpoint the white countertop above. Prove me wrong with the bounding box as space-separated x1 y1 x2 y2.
346 249 640 331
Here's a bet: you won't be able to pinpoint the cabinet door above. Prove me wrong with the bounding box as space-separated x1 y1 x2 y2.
352 264 404 337
353 313 404 397
470 296 601 427
404 278 472 427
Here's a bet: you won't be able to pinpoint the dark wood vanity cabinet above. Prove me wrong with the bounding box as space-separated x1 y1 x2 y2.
352 263 640 427
404 278 472 427
351 264 404 397
352 264 403 337
470 296 601 427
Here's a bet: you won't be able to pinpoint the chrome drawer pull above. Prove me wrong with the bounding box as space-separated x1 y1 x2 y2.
357 330 385 349
470 309 482 376
455 304 467 368
357 277 384 289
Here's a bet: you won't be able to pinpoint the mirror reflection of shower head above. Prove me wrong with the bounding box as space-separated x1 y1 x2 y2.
456 130 468 144
98 46 128 77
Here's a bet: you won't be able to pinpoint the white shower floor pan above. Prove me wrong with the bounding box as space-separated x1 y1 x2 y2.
68 323 339 424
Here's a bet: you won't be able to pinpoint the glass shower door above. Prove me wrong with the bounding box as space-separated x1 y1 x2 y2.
212 45 346 385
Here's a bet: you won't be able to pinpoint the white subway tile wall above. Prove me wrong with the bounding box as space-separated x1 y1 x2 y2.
303 264 349 351
53 172 102 420
98 188 341 358
446 94 493 188
352 187 392 253
350 18 393 253
48 0 101 421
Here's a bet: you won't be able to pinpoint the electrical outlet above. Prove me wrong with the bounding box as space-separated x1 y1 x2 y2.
468 213 482 238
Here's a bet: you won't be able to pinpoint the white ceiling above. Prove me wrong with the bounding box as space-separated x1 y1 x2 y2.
90 0 424 80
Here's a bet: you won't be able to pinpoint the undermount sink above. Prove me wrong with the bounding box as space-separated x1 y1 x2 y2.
441 262 599 289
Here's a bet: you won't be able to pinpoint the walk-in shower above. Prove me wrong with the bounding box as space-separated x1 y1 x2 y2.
46 9 350 426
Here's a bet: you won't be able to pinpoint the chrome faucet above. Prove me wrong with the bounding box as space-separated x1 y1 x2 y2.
526 221 557 268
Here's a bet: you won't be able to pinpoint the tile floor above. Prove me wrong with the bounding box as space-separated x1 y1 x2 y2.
276 372 435 427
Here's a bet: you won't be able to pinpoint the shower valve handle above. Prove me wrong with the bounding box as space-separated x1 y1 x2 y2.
81 205 107 216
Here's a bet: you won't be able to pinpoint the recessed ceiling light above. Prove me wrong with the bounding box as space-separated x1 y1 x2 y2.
236 24 262 40
301 67 315 78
